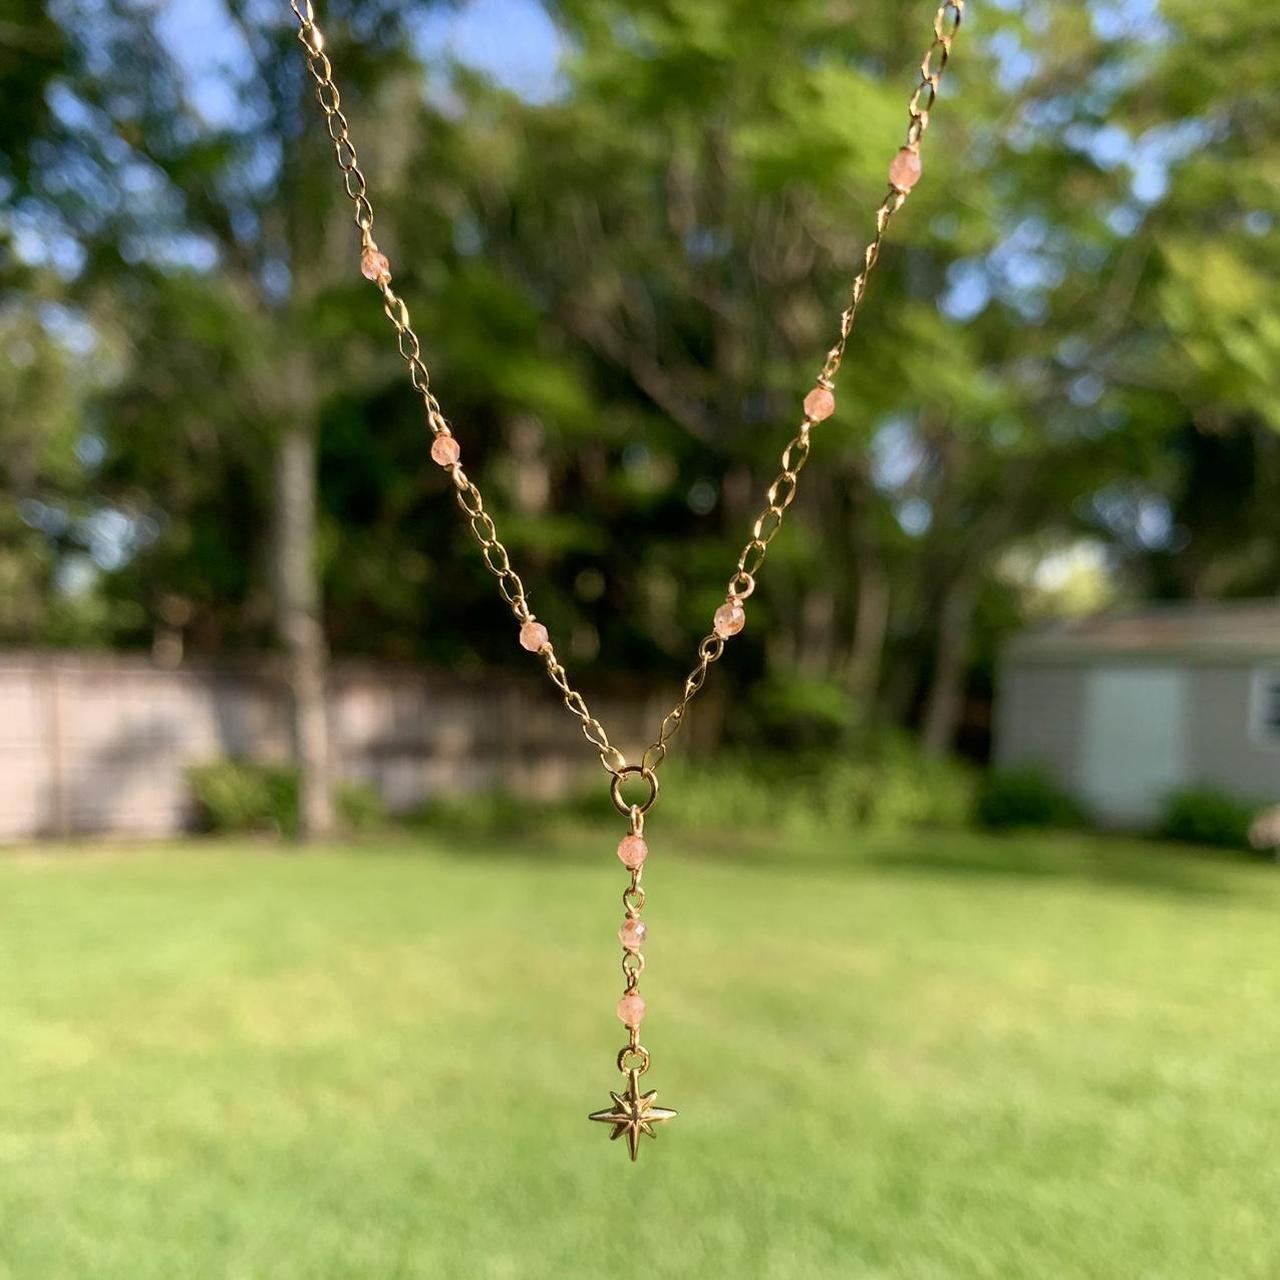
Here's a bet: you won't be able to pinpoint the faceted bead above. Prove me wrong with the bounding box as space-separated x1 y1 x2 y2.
803 385 836 422
889 147 922 192
360 248 391 282
518 620 549 653
713 600 746 639
617 993 646 1026
617 834 648 869
430 435 460 467
619 917 647 952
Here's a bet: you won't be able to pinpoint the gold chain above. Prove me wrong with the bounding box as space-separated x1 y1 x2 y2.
288 0 963 802
290 0 961 1163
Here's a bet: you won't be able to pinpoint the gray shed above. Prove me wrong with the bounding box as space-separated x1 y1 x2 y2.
994 602 1280 825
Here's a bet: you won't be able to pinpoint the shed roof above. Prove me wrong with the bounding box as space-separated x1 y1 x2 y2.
1005 600 1280 665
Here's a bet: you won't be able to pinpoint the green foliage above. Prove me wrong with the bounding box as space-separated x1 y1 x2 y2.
335 781 388 833
0 295 105 644
0 0 66 184
187 761 300 839
740 676 859 750
658 739 975 836
406 789 552 837
1159 787 1261 851
977 767 1085 831
189 763 391 837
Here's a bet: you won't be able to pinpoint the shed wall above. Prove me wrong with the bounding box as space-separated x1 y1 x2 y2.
997 657 1280 824
993 663 1084 792
1187 666 1280 801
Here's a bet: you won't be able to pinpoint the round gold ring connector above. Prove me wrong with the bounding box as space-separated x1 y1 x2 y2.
617 1044 651 1075
610 765 659 817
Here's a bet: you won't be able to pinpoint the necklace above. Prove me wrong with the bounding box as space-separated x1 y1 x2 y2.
290 0 962 1162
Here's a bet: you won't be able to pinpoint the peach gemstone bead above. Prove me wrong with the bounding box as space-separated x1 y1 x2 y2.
430 435 460 467
619 917 647 952
360 248 390 282
803 385 836 422
617 834 648 869
519 620 549 652
617 993 647 1027
713 600 746 639
889 147 922 192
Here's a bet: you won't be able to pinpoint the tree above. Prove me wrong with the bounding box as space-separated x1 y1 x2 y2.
3 0 1275 778
5 0 435 836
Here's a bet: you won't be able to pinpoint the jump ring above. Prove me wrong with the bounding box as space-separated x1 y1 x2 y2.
617 1045 650 1075
610 764 659 817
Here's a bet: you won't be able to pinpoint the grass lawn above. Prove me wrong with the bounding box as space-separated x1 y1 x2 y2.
2 824 1279 1279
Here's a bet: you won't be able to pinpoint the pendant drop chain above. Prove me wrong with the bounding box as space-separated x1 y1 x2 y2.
587 803 677 1159
289 0 962 1161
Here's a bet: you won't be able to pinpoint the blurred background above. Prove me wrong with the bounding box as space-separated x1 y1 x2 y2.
3 0 1280 841
2 1 1279 1277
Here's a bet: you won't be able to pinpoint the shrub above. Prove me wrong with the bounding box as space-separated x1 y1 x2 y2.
188 761 389 837
336 781 388 832
188 760 299 837
405 788 550 836
838 735 976 831
739 677 859 751
1159 786 1261 851
656 735 975 835
977 766 1084 830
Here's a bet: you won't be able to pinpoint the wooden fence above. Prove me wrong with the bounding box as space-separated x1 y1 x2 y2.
0 652 715 840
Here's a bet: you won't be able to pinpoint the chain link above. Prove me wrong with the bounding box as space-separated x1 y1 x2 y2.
290 0 963 794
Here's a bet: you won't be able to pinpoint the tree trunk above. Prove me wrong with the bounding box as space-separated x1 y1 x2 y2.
847 552 890 713
273 419 332 840
796 587 837 677
920 571 976 757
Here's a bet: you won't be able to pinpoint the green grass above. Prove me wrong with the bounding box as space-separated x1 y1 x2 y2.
2 826 1279 1279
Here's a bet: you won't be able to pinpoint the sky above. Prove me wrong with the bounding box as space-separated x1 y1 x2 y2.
159 0 564 125
415 0 562 101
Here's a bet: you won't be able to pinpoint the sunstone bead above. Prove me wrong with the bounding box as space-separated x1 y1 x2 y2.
360 248 391 282
713 600 745 639
803 385 836 422
889 147 922 192
617 993 647 1026
518 620 549 652
619 917 647 952
617 834 648 869
430 435 460 467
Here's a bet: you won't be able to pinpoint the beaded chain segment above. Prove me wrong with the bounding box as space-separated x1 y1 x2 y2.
289 0 963 1161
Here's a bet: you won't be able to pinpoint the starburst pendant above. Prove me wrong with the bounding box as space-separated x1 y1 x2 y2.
588 1069 678 1162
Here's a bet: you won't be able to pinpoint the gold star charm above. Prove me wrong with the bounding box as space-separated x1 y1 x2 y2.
588 1069 678 1162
